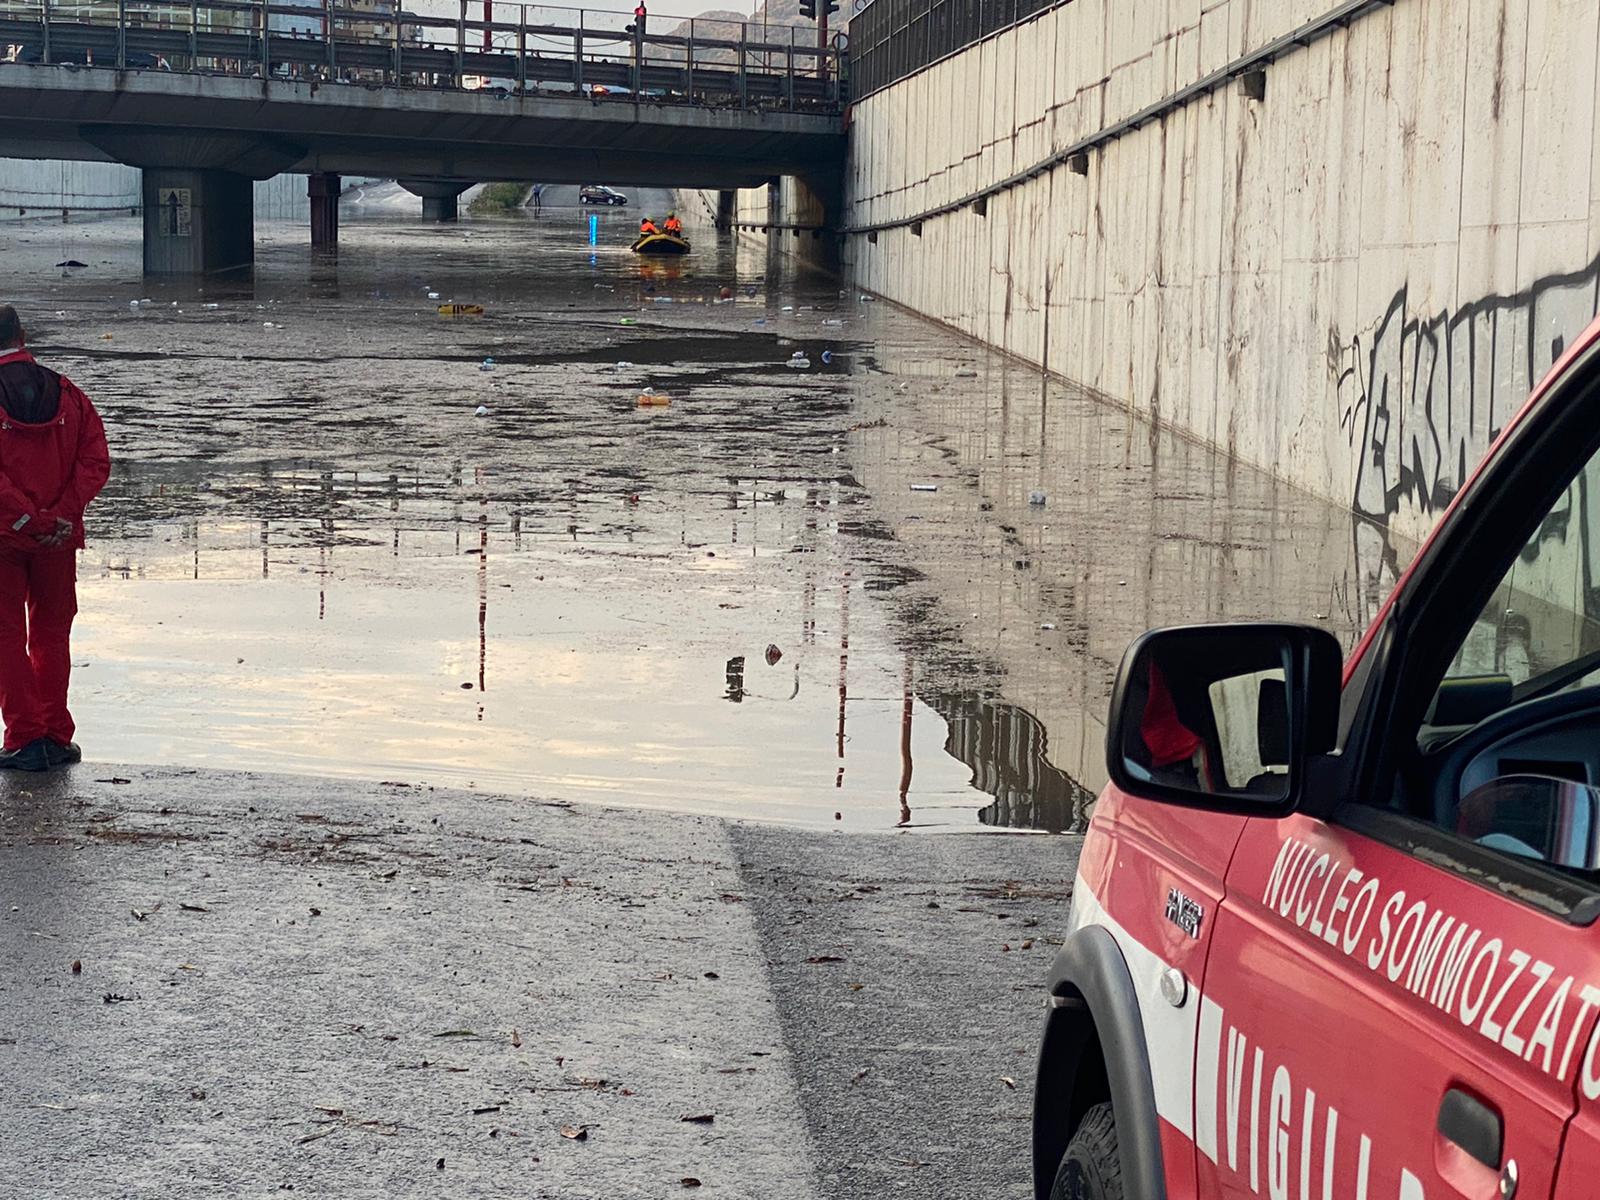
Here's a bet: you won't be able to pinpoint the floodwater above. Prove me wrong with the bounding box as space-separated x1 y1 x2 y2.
0 186 1408 831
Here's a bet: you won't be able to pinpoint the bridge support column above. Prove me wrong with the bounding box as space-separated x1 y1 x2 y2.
309 172 341 249
716 189 735 232
399 179 472 222
141 168 254 276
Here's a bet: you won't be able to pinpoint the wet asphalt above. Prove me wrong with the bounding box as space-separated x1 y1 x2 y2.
0 764 1072 1198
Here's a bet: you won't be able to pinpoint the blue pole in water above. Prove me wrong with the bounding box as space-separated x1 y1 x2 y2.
589 214 599 246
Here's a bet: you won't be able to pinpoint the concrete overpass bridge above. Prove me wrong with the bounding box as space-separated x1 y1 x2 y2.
0 0 847 272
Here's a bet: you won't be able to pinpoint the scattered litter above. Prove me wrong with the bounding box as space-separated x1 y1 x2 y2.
718 287 733 300
438 304 484 317
764 644 783 666
820 351 834 364
56 260 87 269
680 1113 715 1124
70 960 81 974
652 296 673 304
201 302 219 309
127 300 140 309
620 318 638 326
611 361 635 370
1028 490 1047 506
427 291 440 300
682 1180 703 1189
1002 1076 1017 1089
263 322 277 329
910 484 938 493
559 1124 590 1141
822 318 844 326
752 318 766 326
479 357 495 372
859 294 875 302
786 351 811 369
955 367 978 377
1040 622 1057 631
637 388 671 407
474 405 489 417
806 954 845 964
781 305 794 312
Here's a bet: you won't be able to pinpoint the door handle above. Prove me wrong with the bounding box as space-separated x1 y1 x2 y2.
1437 1087 1503 1170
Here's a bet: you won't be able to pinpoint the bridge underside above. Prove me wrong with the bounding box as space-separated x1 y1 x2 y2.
0 65 842 187
0 64 844 271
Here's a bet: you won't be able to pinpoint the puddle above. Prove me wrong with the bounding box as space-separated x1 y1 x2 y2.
2 194 1407 830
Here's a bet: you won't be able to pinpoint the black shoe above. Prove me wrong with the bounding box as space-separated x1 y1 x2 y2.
0 739 52 772
45 740 81 766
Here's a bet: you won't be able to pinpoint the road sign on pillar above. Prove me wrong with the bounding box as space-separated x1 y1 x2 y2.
157 187 192 237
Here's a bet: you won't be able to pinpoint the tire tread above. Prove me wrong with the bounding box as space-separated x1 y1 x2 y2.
1049 1101 1122 1200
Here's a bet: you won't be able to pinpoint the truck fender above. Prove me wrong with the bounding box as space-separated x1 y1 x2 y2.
1032 923 1167 1200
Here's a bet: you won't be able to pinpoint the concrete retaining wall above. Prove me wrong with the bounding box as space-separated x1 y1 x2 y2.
823 0 1600 541
1 158 332 223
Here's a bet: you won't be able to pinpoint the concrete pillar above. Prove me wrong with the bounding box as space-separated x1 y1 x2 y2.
141 168 255 276
309 172 341 249
716 189 735 231
398 179 472 222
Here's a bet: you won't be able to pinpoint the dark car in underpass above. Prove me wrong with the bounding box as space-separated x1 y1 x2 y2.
579 185 628 206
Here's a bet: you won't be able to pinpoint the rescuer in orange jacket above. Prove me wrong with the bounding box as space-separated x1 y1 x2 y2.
663 212 683 237
640 216 660 236
0 305 111 771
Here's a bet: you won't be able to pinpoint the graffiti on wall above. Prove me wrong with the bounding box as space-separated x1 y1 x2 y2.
1334 255 1600 526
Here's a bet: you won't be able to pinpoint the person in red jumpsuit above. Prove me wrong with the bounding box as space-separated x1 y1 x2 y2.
0 306 110 771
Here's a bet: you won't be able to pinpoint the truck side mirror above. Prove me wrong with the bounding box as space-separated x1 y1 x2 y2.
1106 623 1343 816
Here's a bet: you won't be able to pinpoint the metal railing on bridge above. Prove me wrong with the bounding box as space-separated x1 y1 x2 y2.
848 0 1052 101
0 0 847 111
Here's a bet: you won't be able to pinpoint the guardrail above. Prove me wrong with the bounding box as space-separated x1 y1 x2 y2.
0 0 848 111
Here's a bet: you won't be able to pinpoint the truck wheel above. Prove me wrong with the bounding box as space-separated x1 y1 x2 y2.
1050 1102 1123 1200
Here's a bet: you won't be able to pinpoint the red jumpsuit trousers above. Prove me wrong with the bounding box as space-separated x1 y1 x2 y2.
0 546 77 749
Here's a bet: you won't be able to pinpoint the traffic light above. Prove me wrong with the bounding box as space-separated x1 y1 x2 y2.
823 0 838 12
799 0 815 17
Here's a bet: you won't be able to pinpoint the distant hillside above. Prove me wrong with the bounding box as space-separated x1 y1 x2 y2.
657 0 847 65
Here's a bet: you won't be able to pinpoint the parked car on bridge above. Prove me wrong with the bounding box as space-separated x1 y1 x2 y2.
7 44 168 68
1035 316 1600 1200
580 185 628 206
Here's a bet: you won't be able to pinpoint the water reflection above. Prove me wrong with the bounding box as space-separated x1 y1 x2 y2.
930 694 1096 833
7 205 1410 831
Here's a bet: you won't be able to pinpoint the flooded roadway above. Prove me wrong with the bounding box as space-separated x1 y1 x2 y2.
2 189 1406 832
